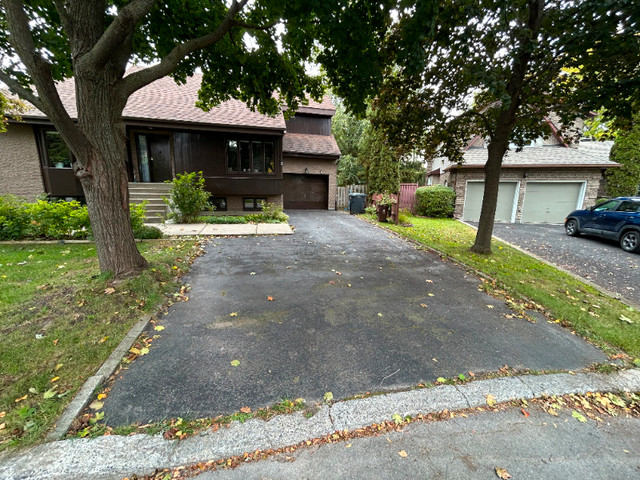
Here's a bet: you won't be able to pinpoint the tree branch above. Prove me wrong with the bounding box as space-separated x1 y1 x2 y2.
78 0 156 73
456 109 496 140
1 0 91 159
52 0 73 35
0 70 43 111
120 0 249 97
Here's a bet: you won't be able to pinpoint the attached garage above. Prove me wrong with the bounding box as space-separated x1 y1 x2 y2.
520 182 584 223
463 181 519 222
283 173 329 209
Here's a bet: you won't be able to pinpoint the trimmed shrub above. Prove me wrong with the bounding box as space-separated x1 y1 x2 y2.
0 195 31 240
164 171 212 223
415 186 455 218
202 215 248 224
133 225 163 239
0 196 153 240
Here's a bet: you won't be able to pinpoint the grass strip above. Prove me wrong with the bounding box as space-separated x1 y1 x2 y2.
0 240 202 451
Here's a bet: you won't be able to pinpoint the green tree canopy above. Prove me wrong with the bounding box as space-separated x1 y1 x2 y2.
0 0 402 278
373 0 640 253
607 112 640 197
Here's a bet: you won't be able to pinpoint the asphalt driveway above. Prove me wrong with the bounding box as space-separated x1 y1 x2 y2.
102 212 605 426
488 223 640 307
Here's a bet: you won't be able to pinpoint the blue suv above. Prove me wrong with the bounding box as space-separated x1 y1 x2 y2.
565 197 640 253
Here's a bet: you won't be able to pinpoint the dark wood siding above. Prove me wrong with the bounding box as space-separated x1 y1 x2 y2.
174 132 220 176
283 174 328 209
285 114 331 136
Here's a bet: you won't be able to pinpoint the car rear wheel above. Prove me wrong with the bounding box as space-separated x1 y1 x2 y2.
565 219 579 237
620 230 640 253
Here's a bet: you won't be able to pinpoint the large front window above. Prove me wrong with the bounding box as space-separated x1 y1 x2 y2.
44 131 72 168
227 139 275 174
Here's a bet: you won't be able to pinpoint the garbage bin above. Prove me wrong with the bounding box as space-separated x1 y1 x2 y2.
349 193 367 215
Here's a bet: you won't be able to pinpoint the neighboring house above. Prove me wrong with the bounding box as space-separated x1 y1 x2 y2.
428 119 619 224
0 70 340 211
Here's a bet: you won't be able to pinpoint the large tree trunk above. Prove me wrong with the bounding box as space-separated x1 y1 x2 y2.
73 71 148 278
470 139 509 254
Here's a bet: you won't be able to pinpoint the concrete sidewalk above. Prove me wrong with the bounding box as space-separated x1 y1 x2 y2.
1 370 639 480
154 223 293 236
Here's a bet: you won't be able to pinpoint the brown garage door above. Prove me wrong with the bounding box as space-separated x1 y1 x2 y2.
283 174 329 209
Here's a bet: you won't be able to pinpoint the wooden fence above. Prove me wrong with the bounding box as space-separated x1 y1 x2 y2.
399 183 419 213
337 184 368 210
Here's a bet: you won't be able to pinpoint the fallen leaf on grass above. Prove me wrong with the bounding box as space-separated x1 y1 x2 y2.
50 376 60 383
619 315 634 324
0 423 4 431
486 394 497 407
43 389 56 399
398 450 408 458
0 412 5 418
230 360 240 367
104 287 116 295
495 467 512 479
54 363 63 371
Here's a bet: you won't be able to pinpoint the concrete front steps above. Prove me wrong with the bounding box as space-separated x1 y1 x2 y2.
128 182 171 224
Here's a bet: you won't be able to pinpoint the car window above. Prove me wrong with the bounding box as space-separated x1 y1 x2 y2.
594 200 618 211
616 201 640 213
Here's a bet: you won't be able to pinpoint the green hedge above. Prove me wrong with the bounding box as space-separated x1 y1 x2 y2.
415 186 456 218
0 195 155 240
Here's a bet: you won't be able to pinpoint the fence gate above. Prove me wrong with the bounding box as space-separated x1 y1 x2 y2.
337 184 368 210
399 183 419 212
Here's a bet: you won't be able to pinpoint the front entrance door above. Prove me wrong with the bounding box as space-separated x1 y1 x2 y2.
137 133 172 182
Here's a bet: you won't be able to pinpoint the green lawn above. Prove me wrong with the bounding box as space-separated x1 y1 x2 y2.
374 215 640 358
0 240 201 451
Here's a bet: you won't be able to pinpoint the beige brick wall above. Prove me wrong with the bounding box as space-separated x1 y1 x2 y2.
0 124 44 200
283 156 337 210
450 167 605 221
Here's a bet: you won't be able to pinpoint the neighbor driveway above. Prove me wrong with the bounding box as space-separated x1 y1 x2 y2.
103 212 605 426
488 223 640 307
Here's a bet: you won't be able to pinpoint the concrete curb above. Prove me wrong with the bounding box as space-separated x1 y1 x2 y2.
45 315 152 441
459 220 640 310
4 369 639 480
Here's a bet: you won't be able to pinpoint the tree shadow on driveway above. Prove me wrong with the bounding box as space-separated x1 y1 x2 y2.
103 212 606 426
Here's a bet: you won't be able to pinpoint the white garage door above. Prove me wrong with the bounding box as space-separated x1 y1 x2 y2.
463 181 518 222
521 182 584 223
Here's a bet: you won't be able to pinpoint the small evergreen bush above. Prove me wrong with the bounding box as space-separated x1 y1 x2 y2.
415 186 455 218
133 225 163 239
164 171 212 223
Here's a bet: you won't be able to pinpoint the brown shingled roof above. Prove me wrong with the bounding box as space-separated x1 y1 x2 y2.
283 133 341 158
22 69 287 130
